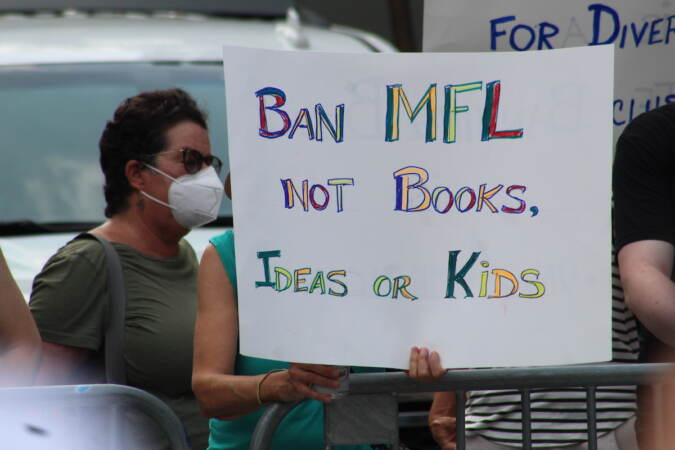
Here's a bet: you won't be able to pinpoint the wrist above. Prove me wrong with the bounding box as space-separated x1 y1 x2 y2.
257 369 286 405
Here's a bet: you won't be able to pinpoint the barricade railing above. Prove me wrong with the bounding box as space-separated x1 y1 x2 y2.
0 384 191 450
251 363 675 450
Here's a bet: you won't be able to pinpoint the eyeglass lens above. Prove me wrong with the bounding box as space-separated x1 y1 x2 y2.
182 149 223 175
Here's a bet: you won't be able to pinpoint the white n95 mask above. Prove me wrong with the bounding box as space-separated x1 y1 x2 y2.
141 165 224 229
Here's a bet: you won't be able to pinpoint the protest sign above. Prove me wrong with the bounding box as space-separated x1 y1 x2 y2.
423 0 675 144
223 45 613 369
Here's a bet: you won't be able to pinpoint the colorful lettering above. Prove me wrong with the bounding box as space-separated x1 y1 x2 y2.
373 275 392 297
455 187 477 213
479 261 490 297
393 166 431 212
288 108 314 140
447 253 546 300
315 104 344 143
309 184 330 211
385 84 437 142
392 167 532 217
294 268 311 292
327 270 348 297
477 184 504 213
443 82 482 143
488 269 519 298
431 187 453 213
519 269 546 298
274 267 292 292
481 81 524 141
255 250 281 288
255 87 291 138
281 178 354 213
501 185 527 214
393 275 418 301
309 271 327 294
445 250 480 299
280 179 309 211
327 178 355 213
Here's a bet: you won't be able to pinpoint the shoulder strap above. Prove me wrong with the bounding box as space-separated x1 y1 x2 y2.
76 232 127 385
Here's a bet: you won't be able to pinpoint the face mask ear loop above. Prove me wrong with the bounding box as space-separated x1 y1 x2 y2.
143 163 178 183
140 190 176 210
139 163 178 210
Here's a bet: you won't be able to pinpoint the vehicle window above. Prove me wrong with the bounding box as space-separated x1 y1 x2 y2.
0 62 231 227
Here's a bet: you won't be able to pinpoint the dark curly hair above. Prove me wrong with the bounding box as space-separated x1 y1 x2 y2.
99 88 208 218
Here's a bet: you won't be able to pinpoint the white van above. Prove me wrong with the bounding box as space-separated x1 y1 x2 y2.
0 2 395 297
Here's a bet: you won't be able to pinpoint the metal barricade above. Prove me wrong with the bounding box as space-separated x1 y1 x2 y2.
251 363 675 450
0 384 191 450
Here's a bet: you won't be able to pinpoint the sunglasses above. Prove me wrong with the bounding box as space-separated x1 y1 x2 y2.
150 148 223 175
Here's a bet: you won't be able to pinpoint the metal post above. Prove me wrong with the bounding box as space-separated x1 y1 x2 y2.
456 391 465 450
250 401 302 450
248 363 675 450
653 384 664 450
0 384 190 450
586 386 597 450
522 388 531 449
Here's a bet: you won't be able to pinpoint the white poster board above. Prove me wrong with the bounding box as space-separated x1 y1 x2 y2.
223 45 613 369
423 0 675 143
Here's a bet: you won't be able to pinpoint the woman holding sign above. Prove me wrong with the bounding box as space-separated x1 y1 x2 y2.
192 176 445 450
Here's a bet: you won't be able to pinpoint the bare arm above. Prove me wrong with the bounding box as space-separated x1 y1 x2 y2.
0 248 42 386
192 245 339 421
429 391 457 450
618 239 675 347
191 243 260 420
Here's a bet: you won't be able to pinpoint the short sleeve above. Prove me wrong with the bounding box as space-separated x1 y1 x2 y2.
613 105 675 252
29 238 108 350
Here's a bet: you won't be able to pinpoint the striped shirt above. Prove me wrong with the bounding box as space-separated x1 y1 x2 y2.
465 252 640 447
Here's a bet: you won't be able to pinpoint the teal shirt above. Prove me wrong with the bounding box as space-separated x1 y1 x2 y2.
208 230 377 450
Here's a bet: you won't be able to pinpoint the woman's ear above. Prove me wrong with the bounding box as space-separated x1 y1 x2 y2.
125 160 146 191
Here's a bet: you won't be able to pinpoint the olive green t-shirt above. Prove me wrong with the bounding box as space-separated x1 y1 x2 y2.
29 236 208 449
